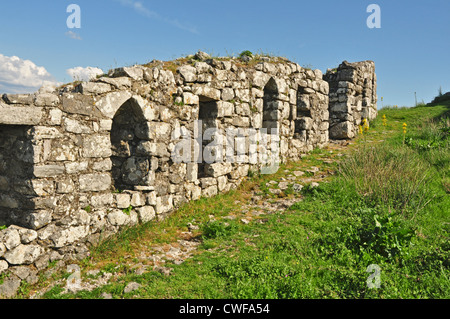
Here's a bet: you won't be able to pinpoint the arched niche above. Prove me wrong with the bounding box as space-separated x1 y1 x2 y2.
197 96 219 178
110 98 154 191
262 78 279 134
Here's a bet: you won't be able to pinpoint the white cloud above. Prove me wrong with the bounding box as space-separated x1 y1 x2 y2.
114 0 198 34
66 66 104 82
0 54 59 94
65 31 82 40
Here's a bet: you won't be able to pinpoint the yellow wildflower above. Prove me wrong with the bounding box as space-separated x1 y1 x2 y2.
362 119 369 132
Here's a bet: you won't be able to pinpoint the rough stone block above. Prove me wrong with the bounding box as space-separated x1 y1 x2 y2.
155 195 173 215
0 106 43 125
136 206 156 223
3 244 42 265
62 93 101 117
64 117 91 134
79 173 112 192
82 135 112 158
204 163 233 177
34 93 59 107
78 82 111 95
33 165 65 178
116 193 131 209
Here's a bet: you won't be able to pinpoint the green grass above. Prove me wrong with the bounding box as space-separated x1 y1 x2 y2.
27 103 450 300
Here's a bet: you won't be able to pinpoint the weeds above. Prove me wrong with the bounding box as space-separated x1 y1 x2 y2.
338 143 435 215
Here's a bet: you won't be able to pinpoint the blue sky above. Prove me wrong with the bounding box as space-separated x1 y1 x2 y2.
0 0 449 107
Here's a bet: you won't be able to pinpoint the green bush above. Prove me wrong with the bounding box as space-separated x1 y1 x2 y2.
201 220 238 239
239 50 253 59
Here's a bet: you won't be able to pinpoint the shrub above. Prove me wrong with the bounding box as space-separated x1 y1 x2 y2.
201 220 238 239
239 50 253 58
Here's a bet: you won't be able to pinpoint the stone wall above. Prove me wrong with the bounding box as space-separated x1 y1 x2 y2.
324 60 377 139
0 53 375 289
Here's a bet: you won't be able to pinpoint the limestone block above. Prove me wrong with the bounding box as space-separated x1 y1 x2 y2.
1 227 21 250
136 206 156 223
49 108 63 125
65 161 88 174
186 163 198 182
218 101 234 117
99 119 113 131
34 93 59 107
229 164 249 179
79 173 112 192
146 191 157 206
62 93 100 117
109 66 144 81
155 195 173 215
93 159 113 171
56 178 75 194
98 77 132 89
0 106 43 125
49 140 77 161
27 210 52 230
3 244 42 265
82 135 112 158
90 193 114 208
107 209 130 226
95 91 132 119
329 121 355 140
31 179 55 196
330 102 352 114
191 85 221 101
50 226 90 248
64 117 91 134
199 177 217 188
178 65 197 82
204 163 232 178
202 185 218 198
116 193 131 209
131 193 145 207
217 175 228 192
2 94 34 105
221 88 235 101
33 165 65 178
183 92 199 105
296 117 313 130
9 225 38 244
78 82 111 95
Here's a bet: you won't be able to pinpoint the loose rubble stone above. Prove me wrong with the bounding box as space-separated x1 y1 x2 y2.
0 277 21 298
124 282 141 294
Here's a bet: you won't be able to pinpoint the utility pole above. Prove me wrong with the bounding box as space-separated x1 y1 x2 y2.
414 92 417 106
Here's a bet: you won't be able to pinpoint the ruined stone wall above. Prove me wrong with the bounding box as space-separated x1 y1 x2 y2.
0 52 332 277
324 60 377 139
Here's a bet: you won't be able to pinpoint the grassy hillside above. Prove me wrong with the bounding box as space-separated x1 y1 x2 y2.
18 103 450 299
